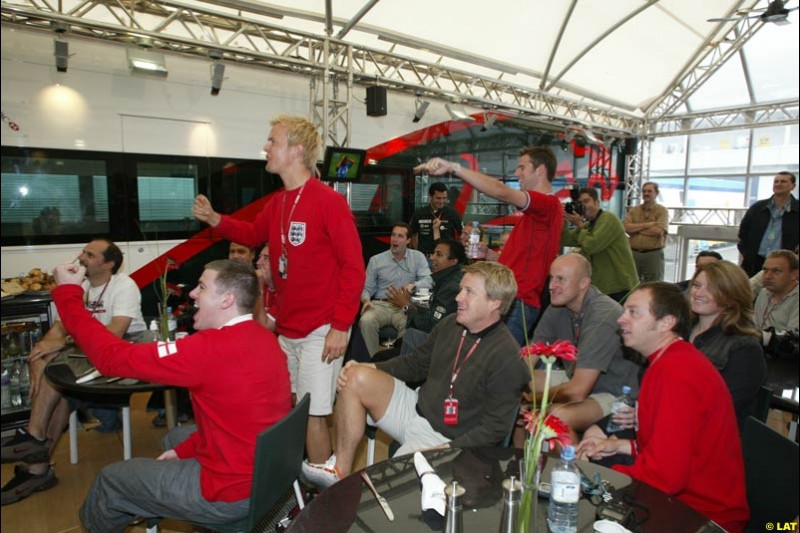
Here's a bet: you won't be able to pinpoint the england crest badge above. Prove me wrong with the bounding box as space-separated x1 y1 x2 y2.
288 222 306 246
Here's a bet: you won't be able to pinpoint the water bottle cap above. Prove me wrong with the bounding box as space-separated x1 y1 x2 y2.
472 220 480 226
622 385 631 394
561 445 576 460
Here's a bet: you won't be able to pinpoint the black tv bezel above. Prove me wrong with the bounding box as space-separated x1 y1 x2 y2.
321 146 368 182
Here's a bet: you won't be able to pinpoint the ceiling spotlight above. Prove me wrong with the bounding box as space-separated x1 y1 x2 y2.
54 39 69 73
210 62 225 96
582 129 602 144
445 104 475 122
412 99 430 123
127 48 168 78
480 113 497 132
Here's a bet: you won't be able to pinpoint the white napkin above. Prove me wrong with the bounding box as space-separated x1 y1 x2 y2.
414 452 446 516
593 519 633 533
76 369 103 384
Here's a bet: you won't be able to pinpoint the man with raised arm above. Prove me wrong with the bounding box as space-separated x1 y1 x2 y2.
51 259 290 532
415 147 562 345
193 115 365 465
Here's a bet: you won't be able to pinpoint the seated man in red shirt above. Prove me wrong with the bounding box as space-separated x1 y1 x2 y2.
53 259 291 533
577 282 749 533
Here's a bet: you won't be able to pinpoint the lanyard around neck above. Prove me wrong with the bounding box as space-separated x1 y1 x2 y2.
649 337 680 367
449 329 481 397
84 279 111 315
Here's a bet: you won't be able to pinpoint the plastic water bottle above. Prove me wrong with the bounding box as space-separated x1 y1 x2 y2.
467 221 482 259
606 385 635 434
1 364 11 409
19 361 30 409
10 360 22 408
149 319 160 341
547 445 580 533
167 307 177 340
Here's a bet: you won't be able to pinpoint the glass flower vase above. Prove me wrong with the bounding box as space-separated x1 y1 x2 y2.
517 453 544 532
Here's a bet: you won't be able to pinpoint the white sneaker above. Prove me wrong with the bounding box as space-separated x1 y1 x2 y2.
301 454 342 490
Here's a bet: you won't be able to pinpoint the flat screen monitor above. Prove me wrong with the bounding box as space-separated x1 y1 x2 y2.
321 146 367 182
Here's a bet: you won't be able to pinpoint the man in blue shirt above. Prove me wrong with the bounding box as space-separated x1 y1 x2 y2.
738 171 799 277
359 223 433 357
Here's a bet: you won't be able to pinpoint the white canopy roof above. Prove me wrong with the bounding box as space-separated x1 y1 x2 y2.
255 0 798 116
1 0 797 134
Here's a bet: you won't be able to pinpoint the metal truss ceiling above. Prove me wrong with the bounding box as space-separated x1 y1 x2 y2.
651 100 800 136
1 0 797 138
1 0 639 135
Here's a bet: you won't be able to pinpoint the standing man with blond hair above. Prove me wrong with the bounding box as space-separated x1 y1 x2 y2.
624 181 669 282
193 115 365 465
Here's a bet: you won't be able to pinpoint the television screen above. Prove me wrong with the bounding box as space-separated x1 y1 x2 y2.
321 146 367 182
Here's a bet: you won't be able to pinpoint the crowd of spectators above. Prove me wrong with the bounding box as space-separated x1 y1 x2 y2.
2 120 796 533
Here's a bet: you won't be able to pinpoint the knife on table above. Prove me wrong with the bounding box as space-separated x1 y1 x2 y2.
361 471 394 522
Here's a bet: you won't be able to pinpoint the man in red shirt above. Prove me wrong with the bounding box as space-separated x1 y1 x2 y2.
416 146 562 345
52 259 291 532
577 282 749 533
193 115 365 464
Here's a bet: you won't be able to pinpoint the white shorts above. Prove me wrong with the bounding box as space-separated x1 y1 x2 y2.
550 370 616 416
368 377 450 457
279 324 348 417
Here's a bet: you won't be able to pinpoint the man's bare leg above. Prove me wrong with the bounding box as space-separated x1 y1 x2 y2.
25 378 67 475
548 400 603 444
27 378 63 442
333 366 395 477
306 416 333 464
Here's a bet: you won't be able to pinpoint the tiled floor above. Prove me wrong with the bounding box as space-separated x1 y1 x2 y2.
1 392 389 533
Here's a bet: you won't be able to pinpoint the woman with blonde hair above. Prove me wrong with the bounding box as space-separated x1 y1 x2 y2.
688 260 766 427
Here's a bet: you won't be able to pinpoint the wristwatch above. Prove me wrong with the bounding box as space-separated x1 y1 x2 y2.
402 304 411 315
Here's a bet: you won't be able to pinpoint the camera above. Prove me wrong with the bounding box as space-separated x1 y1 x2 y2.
564 201 584 216
563 187 584 216
765 327 799 361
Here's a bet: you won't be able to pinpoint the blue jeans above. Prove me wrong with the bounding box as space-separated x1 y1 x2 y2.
504 299 539 346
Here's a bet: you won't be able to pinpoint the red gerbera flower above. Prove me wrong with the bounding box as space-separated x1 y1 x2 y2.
523 411 571 449
519 340 577 361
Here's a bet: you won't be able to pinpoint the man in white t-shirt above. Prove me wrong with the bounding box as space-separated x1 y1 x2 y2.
1 238 145 505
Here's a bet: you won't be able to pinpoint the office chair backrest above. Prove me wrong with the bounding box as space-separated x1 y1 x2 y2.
741 416 799 532
245 393 310 531
501 403 521 448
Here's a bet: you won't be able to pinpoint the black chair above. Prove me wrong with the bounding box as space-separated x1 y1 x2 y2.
750 385 773 423
741 416 799 533
147 393 310 533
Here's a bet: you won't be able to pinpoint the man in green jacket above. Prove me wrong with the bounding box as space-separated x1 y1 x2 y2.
562 187 638 302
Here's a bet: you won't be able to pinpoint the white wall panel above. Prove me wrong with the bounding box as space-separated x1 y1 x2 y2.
1 27 451 158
